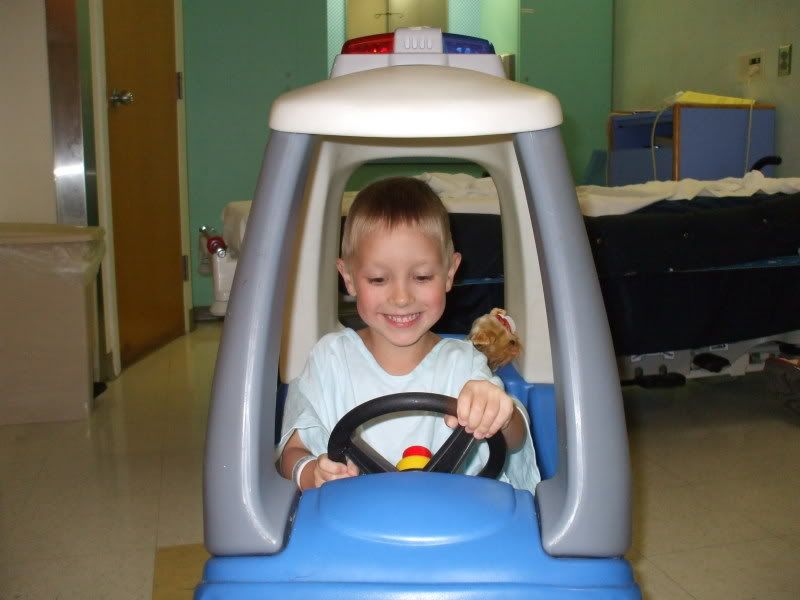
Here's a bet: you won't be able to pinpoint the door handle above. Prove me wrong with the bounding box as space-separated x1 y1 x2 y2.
109 89 135 106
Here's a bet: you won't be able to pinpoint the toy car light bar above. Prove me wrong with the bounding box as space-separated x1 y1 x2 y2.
342 31 495 55
332 27 504 79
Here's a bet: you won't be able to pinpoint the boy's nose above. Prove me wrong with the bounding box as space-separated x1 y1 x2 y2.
390 282 411 307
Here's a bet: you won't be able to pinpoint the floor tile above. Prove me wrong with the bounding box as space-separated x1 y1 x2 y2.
0 549 154 600
631 481 773 557
627 549 696 600
157 452 205 548
152 544 209 600
648 537 800 600
0 421 69 487
1 418 164 565
629 447 689 493
625 383 800 485
688 470 800 537
2 487 160 565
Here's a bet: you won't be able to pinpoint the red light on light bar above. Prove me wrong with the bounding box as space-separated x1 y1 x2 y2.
341 33 394 54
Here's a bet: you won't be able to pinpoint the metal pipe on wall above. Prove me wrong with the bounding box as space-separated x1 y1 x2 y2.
45 0 93 226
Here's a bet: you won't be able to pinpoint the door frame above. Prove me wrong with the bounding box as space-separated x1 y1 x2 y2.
87 0 191 377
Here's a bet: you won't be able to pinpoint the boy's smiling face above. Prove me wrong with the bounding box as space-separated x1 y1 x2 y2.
338 224 461 358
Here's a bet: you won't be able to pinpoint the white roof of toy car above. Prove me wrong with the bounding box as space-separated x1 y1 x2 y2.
269 65 563 138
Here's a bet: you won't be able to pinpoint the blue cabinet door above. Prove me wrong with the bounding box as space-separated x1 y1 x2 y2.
677 105 776 179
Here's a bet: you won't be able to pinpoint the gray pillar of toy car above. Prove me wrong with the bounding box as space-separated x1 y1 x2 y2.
514 128 632 557
203 131 315 555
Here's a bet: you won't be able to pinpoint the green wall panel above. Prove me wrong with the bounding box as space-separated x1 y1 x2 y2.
327 0 345 74
183 0 327 307
448 0 481 37
480 0 518 56
519 0 612 183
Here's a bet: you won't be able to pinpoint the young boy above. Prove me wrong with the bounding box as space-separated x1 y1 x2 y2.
278 177 540 493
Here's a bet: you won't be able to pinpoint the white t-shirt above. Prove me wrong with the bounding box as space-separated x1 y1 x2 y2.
278 328 541 494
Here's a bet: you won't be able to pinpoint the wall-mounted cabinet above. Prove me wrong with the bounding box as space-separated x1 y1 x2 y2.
608 103 776 186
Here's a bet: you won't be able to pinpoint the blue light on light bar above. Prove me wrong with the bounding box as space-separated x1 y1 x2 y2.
442 33 495 54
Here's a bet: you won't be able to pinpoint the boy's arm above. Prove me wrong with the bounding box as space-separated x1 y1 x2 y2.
500 405 527 450
279 430 316 489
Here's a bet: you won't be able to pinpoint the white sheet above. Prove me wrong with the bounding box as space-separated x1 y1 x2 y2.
577 171 800 217
221 171 800 251
340 185 500 215
420 170 800 217
222 182 501 252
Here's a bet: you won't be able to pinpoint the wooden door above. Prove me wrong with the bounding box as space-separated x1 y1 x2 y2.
104 0 185 365
346 1 447 38
347 0 388 37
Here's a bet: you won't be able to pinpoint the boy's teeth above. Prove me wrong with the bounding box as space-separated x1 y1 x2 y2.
387 313 418 323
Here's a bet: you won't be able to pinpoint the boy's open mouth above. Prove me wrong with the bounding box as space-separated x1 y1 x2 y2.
383 312 421 327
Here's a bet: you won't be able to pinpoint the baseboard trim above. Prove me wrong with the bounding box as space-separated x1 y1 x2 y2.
192 305 223 325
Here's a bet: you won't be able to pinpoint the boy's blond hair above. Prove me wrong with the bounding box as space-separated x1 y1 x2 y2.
340 177 454 266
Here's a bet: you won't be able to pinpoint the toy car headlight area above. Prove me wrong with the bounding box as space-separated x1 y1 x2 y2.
203 27 631 568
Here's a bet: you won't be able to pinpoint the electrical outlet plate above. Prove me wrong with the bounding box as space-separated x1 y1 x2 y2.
778 43 792 77
739 50 764 80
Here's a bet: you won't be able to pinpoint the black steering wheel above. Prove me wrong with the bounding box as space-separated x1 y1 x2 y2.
327 392 507 479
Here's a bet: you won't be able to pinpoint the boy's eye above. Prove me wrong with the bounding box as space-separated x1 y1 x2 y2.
414 275 434 282
367 277 385 285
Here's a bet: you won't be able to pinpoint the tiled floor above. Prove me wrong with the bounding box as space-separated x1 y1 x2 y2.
624 373 800 599
0 324 216 599
1 322 798 598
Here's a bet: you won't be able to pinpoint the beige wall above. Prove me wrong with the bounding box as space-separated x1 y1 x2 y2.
0 0 57 223
346 0 448 38
614 0 800 176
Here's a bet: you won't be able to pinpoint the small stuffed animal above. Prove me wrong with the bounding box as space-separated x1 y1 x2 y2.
468 308 522 371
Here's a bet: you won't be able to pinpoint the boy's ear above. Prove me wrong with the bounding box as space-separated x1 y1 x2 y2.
337 258 357 296
445 252 462 292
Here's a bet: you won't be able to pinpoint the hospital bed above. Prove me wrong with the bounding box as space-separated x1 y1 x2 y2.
584 180 800 384
201 170 800 384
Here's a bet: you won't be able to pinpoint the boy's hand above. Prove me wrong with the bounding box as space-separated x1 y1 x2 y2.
444 379 514 440
311 453 360 488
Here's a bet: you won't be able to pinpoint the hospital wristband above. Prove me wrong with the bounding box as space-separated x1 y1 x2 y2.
292 455 316 491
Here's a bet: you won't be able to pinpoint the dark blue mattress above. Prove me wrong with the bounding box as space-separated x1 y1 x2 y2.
585 192 800 355
433 192 800 356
